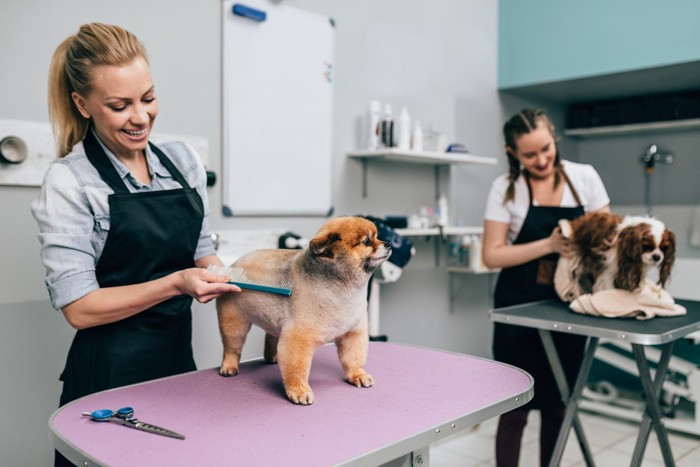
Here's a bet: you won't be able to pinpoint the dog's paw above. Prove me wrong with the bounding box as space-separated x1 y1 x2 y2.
348 372 374 388
219 363 239 377
287 387 315 405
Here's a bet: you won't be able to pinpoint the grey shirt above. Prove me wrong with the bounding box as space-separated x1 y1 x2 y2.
31 132 216 310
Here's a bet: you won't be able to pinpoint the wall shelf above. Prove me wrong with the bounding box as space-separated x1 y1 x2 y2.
347 149 497 197
348 148 497 165
396 226 484 237
447 266 499 275
396 226 484 268
564 118 700 138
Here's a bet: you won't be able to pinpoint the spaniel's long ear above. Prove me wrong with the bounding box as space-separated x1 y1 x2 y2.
309 232 340 259
659 229 676 288
614 227 643 291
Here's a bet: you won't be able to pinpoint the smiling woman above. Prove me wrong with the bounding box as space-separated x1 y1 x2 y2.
70 57 157 184
481 108 611 467
32 23 242 467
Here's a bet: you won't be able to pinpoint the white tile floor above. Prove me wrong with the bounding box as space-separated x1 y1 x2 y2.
430 410 700 466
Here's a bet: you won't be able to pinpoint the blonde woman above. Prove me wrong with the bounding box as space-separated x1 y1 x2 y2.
32 24 240 464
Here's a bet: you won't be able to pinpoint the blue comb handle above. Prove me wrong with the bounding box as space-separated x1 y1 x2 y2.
229 281 292 296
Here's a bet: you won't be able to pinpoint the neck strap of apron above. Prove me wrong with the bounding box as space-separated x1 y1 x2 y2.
83 127 192 192
147 142 192 190
524 168 583 206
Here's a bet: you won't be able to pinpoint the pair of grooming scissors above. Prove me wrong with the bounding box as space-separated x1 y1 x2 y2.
82 406 185 440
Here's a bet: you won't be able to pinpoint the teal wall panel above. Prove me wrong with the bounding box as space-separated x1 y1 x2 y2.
499 0 700 89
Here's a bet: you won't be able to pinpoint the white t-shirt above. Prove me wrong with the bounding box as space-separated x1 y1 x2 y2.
484 160 610 244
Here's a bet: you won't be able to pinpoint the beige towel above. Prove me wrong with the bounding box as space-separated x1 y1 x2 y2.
554 253 582 302
570 279 687 320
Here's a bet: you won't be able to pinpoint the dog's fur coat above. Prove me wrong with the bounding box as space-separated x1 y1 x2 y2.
556 211 675 302
216 216 391 405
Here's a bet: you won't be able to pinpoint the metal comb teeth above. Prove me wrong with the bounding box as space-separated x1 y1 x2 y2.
208 265 293 296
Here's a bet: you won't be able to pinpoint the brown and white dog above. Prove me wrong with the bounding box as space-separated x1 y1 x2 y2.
556 211 676 301
216 216 391 405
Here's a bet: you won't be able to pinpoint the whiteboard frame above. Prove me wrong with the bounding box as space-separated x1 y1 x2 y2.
221 0 335 217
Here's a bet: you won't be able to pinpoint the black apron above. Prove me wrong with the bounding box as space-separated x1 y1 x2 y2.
492 171 586 410
58 129 202 406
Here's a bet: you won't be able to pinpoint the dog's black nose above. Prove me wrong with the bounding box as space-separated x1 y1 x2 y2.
652 254 662 262
384 241 391 248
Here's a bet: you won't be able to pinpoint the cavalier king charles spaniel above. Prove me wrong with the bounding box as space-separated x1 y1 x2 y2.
556 212 676 301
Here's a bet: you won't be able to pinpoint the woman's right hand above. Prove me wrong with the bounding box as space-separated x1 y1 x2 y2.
176 267 242 303
549 226 573 257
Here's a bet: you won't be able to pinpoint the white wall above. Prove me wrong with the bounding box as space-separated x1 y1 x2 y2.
0 1 502 464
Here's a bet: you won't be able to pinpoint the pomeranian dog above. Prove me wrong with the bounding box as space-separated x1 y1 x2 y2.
556 211 675 301
216 216 391 405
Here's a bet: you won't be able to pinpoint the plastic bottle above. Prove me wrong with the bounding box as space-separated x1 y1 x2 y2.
398 106 411 150
437 193 449 227
411 119 423 151
381 103 394 148
469 235 483 271
367 100 381 150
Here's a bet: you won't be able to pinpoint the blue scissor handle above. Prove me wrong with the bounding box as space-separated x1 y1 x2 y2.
90 406 134 421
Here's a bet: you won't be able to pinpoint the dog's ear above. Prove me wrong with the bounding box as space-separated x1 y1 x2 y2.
659 229 676 288
614 226 644 291
309 232 340 259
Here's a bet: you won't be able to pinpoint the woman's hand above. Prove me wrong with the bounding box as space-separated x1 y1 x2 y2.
175 267 242 304
548 226 573 257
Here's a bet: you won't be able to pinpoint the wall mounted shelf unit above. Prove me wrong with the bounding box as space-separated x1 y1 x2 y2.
347 149 497 197
564 118 700 138
395 226 486 267
446 266 499 275
395 226 484 237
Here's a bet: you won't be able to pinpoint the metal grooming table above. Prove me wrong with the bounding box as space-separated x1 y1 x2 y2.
490 298 700 467
50 342 533 466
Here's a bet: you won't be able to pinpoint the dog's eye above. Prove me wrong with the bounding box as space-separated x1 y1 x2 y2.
362 238 372 246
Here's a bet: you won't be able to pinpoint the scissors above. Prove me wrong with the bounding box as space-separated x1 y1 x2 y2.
82 406 185 440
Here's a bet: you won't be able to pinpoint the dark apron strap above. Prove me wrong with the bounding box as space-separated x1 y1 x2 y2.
84 127 194 193
148 142 193 190
525 167 583 207
83 128 129 194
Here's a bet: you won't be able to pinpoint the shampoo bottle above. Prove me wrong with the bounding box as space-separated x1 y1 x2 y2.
367 100 381 150
398 106 411 150
411 120 423 151
381 103 394 147
437 193 449 227
469 235 483 271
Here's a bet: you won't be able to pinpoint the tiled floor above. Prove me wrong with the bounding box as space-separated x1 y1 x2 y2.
430 410 700 466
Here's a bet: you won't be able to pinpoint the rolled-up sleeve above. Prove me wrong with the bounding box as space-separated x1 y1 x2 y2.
31 162 100 310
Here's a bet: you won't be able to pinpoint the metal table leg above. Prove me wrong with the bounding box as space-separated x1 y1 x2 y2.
629 342 676 467
539 330 599 467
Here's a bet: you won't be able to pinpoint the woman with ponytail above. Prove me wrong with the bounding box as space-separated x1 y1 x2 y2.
34 23 241 466
482 108 610 466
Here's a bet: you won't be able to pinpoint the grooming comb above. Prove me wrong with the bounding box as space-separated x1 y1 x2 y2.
207 265 293 296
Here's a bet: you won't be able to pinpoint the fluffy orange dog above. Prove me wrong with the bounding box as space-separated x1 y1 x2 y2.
216 216 391 405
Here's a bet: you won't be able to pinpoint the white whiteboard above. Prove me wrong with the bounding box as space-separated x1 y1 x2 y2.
222 0 335 216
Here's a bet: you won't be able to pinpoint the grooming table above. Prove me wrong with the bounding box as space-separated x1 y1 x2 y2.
50 342 533 466
490 298 700 467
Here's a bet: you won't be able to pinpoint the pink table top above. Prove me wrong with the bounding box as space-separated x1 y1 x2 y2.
50 342 533 466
